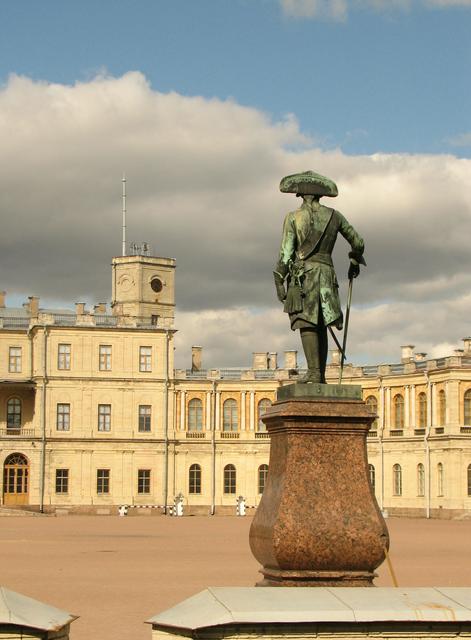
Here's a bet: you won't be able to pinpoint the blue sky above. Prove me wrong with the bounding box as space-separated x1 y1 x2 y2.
1 1 471 367
1 0 470 157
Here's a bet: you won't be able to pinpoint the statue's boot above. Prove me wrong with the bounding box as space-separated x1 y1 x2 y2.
299 328 321 383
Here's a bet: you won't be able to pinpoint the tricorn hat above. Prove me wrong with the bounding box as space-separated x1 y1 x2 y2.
280 170 338 197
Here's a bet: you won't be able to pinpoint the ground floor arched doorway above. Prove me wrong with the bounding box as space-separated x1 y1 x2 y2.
3 453 29 506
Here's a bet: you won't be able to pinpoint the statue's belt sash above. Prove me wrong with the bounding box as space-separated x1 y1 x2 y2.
297 208 334 260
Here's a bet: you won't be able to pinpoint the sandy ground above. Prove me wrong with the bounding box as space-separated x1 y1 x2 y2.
0 515 470 640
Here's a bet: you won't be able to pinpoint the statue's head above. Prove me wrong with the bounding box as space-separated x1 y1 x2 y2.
279 170 338 198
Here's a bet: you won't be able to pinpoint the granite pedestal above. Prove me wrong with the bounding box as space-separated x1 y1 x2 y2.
249 383 389 587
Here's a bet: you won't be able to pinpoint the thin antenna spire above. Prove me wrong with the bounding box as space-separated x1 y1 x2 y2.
122 173 127 256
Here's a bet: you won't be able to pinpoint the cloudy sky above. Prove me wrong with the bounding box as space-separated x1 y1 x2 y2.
1 1 471 369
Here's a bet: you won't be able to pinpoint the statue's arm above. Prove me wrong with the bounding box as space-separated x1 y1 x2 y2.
337 211 366 278
273 213 296 302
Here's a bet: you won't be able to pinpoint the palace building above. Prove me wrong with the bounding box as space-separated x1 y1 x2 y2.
1 247 471 518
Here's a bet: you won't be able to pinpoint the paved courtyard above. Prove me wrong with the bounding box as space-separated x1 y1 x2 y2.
0 515 470 640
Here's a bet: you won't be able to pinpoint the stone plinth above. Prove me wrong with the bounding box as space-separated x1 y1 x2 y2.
148 587 471 640
0 586 77 639
249 383 389 587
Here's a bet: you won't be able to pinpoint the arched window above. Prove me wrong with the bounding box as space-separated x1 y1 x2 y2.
437 462 444 497
393 394 404 429
393 464 402 496
258 464 268 494
417 463 425 496
368 464 375 491
223 399 238 432
418 392 427 428
224 464 236 494
6 398 21 430
464 390 471 426
188 398 203 431
438 390 446 426
468 464 471 497
257 399 271 432
189 464 201 494
365 396 378 429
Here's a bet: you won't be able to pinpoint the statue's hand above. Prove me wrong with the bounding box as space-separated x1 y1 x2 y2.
348 261 360 280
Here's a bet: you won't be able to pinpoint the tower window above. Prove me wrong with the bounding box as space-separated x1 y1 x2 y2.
150 277 163 293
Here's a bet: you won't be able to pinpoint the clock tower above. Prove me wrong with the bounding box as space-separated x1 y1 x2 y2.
111 251 176 326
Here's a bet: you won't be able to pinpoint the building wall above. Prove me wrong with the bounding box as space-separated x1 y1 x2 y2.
1 256 471 517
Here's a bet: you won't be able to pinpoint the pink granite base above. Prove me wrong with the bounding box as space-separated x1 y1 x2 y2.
249 395 389 587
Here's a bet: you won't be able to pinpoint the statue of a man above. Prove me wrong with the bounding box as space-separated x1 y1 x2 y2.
274 171 365 384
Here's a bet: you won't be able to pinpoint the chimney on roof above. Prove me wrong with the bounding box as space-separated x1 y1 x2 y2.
28 296 40 317
94 303 107 314
75 302 86 315
191 346 203 372
401 345 415 363
268 352 278 370
415 352 427 361
284 350 298 370
463 337 471 354
252 352 268 370
330 349 341 366
0 291 5 308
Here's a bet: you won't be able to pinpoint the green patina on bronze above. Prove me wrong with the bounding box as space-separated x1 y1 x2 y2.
279 170 338 197
274 171 365 385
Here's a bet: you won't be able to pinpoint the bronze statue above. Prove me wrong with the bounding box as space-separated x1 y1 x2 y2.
274 171 365 384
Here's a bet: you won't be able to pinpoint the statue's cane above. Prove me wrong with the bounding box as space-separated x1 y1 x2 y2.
338 276 354 384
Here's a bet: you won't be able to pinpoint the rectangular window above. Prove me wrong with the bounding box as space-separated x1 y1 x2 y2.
8 347 22 373
138 469 151 494
138 405 151 432
97 469 110 494
98 404 111 432
55 469 69 494
57 344 71 370
56 403 71 431
139 346 152 372
99 345 112 371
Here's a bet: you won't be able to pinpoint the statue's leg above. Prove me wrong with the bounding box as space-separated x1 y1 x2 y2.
319 321 328 384
299 328 321 383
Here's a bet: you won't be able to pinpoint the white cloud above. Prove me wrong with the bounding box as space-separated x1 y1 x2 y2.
1 72 471 368
280 0 348 20
447 132 471 147
280 0 471 19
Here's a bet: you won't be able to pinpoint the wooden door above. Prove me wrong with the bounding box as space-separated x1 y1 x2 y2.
3 453 29 506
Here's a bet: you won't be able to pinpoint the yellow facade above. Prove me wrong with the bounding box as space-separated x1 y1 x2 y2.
1 253 471 517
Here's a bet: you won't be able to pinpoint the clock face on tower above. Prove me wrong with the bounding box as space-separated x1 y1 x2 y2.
150 277 163 293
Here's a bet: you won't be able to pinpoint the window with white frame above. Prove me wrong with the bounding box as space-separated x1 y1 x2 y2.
6 398 21 429
137 469 151 494
258 464 269 494
188 398 203 431
57 344 71 370
99 345 112 371
393 464 402 496
139 346 152 372
417 463 425 497
56 403 70 431
55 469 69 494
98 404 111 431
138 405 151 432
97 469 110 494
8 347 22 373
189 464 202 494
257 399 271 432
